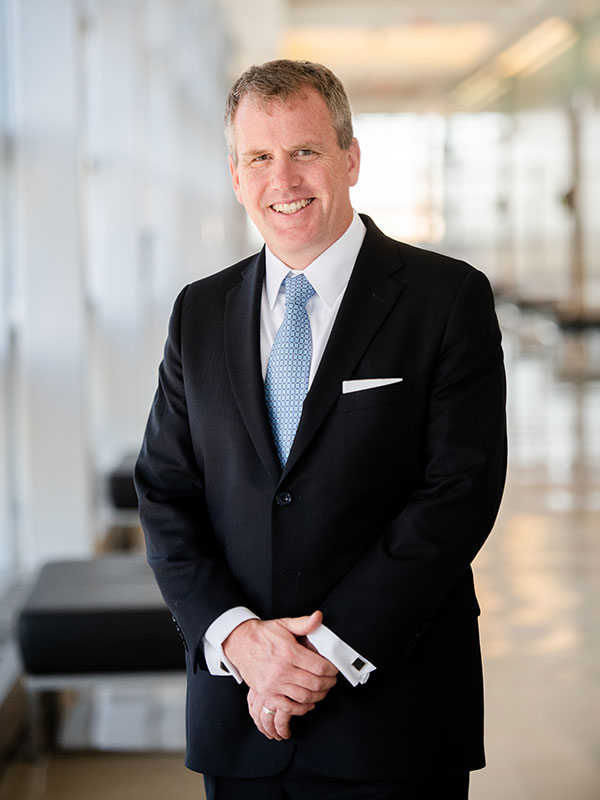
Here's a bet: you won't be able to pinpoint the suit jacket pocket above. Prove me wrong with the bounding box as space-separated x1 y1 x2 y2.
334 377 411 413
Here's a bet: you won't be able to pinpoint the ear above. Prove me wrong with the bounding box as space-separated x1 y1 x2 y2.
228 155 244 205
347 138 361 188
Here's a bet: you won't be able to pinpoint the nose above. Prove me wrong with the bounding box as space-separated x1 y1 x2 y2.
270 156 301 192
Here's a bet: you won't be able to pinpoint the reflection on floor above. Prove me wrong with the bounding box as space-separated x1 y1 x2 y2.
1 314 599 800
0 754 204 800
471 316 600 800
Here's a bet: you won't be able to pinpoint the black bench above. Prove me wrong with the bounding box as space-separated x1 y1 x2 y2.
18 555 185 755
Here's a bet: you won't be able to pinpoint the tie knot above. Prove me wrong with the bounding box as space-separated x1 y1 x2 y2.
284 273 315 308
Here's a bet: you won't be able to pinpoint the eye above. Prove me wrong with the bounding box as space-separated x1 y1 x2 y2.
296 149 314 157
252 154 271 163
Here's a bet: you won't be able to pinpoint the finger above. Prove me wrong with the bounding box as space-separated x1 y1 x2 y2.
256 696 281 741
287 643 339 678
298 635 318 653
248 688 266 727
274 709 292 740
249 692 273 740
277 610 323 638
258 653 338 699
294 668 338 691
249 691 315 741
279 682 331 705
250 655 337 699
266 692 315 717
261 705 281 741
283 665 338 694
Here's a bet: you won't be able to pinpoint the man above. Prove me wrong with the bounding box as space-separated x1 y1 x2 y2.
135 59 507 799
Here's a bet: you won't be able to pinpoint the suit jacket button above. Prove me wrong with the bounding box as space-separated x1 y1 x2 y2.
276 491 292 507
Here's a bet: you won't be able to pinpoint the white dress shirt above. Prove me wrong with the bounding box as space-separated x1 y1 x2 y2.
202 211 376 687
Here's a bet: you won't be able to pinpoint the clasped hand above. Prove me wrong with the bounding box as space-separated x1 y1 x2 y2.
222 610 337 741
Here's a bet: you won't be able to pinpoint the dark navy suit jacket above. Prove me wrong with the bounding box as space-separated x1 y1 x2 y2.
135 215 507 780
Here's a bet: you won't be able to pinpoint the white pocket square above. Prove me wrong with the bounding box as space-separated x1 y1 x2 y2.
342 378 403 394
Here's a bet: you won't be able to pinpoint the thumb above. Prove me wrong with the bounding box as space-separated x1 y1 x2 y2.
278 610 323 637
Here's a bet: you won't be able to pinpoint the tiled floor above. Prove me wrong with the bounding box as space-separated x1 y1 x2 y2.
1 317 599 799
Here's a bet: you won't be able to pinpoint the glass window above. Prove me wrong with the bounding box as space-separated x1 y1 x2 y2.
0 0 16 576
351 113 445 246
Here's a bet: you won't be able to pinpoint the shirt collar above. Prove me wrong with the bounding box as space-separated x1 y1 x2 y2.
265 211 367 310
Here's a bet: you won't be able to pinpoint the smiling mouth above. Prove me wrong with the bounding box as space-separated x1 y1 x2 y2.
271 198 314 215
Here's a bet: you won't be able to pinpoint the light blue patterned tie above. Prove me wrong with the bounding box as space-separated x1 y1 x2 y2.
265 274 316 467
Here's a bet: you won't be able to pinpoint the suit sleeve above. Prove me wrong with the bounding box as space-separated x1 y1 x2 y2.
319 268 507 672
134 286 249 670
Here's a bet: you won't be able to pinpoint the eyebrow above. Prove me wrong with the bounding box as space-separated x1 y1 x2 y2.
240 149 270 160
240 142 322 160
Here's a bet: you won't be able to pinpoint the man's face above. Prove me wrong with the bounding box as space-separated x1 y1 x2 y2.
229 89 360 270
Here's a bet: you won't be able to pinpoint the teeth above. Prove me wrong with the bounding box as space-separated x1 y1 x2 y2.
272 198 313 214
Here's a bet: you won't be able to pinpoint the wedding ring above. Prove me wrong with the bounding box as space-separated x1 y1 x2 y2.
262 705 275 716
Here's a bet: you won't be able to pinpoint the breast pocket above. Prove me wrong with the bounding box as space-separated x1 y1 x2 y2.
334 377 411 413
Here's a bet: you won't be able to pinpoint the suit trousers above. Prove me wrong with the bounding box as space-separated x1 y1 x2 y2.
203 747 470 800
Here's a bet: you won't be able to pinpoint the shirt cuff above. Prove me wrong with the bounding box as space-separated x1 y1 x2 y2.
202 606 260 683
307 624 376 686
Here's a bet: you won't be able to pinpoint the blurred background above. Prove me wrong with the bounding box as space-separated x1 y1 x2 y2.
0 0 599 798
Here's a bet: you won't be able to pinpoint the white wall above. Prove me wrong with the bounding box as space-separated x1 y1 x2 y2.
0 0 242 572
0 0 16 572
11 0 90 568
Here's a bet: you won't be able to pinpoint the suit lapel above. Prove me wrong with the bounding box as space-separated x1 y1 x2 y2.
224 250 281 484
283 218 407 478
224 219 408 484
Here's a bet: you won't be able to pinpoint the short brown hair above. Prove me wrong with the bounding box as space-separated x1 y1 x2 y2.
224 59 354 161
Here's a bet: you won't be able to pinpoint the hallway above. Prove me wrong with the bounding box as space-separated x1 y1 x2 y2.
1 314 599 799
472 314 600 799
